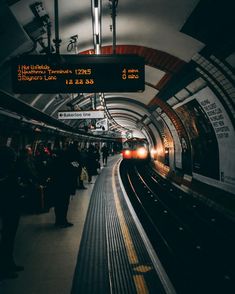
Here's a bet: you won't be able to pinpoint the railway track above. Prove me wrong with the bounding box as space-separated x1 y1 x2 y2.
120 160 235 294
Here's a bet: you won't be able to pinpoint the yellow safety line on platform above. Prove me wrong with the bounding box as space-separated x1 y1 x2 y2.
133 275 149 294
112 163 149 294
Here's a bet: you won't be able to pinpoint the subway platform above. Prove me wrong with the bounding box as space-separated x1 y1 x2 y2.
0 155 175 294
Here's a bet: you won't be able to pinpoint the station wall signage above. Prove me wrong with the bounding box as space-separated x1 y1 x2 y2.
58 110 104 120
95 118 108 130
12 54 145 93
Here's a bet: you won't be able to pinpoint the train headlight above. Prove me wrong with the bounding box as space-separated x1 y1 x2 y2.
136 147 148 159
123 149 132 159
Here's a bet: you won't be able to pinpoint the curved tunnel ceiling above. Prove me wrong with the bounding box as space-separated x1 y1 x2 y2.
0 0 234 140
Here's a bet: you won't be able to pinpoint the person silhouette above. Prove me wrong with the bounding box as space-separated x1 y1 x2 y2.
0 146 24 281
101 144 109 166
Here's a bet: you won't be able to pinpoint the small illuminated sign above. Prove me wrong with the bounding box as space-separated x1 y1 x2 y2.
126 131 133 139
96 118 108 130
58 110 104 120
12 54 145 93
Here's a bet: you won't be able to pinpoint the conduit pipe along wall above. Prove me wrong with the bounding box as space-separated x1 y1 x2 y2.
53 0 61 54
91 0 102 55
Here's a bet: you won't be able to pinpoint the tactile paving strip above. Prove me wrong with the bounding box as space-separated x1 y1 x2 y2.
71 158 166 294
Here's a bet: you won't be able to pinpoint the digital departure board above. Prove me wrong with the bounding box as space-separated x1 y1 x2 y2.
11 54 145 93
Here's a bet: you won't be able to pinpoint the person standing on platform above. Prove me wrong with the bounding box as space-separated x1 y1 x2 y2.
48 144 80 228
77 146 88 189
86 144 96 183
16 146 40 213
94 143 101 174
101 144 109 166
66 141 83 190
0 146 24 281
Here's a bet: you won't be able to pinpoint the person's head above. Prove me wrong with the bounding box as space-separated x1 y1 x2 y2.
73 140 79 147
26 145 33 155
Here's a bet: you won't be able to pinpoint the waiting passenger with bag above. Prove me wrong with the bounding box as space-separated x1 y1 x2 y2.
80 167 88 183
77 146 87 189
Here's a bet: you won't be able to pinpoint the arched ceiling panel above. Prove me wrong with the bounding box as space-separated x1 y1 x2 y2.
105 96 151 117
1 0 233 141
108 85 158 105
109 109 142 121
101 0 204 62
145 65 165 88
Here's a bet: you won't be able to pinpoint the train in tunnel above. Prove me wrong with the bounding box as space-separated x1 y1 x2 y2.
121 137 151 161
0 0 235 293
0 0 234 205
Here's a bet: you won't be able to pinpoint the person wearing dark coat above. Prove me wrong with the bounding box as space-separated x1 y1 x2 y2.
86 144 97 183
0 146 24 281
101 144 109 166
16 147 40 213
94 143 101 174
48 146 80 228
77 147 88 189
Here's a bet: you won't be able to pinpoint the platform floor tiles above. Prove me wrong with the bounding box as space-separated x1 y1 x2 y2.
0 180 95 294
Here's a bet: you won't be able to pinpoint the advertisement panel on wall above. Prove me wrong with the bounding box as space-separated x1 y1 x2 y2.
195 87 235 190
175 98 220 180
175 86 235 193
